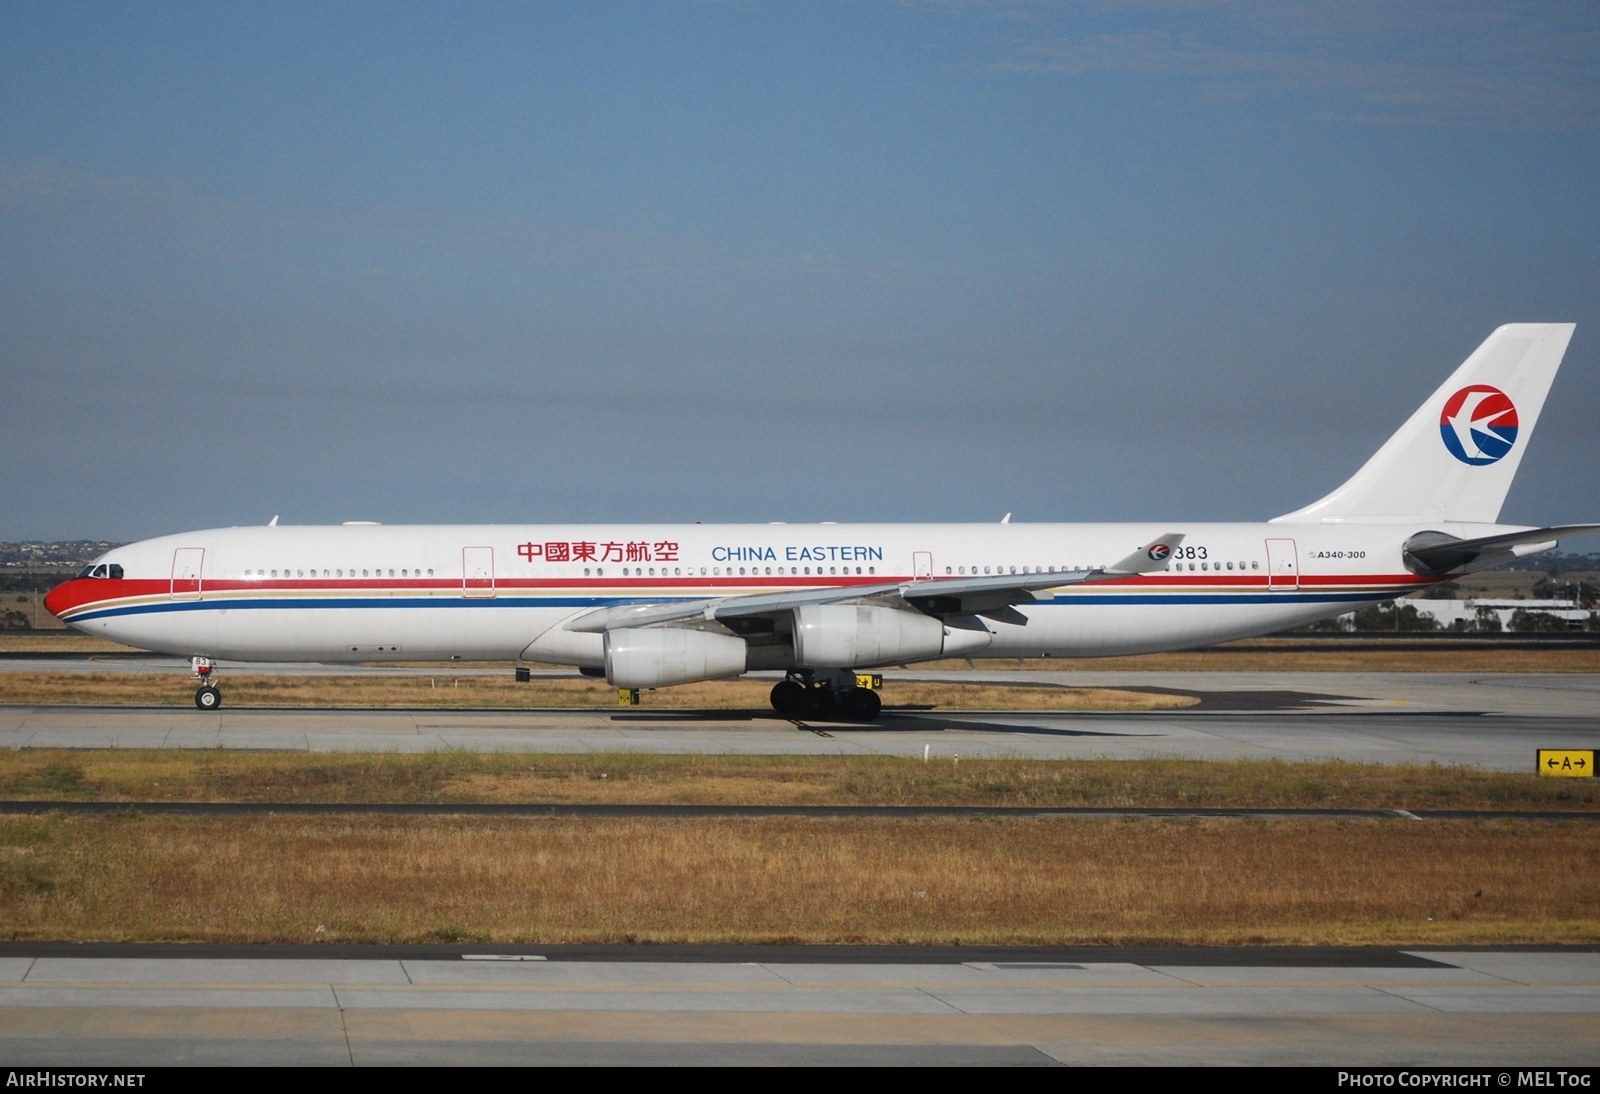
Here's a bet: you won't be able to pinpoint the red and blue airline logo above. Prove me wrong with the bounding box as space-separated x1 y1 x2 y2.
1439 384 1518 466
1147 544 1172 561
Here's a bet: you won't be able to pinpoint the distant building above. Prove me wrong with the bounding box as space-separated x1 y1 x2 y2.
0 541 121 569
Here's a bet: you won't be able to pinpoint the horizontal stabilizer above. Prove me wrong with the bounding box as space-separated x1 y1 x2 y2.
1403 524 1600 576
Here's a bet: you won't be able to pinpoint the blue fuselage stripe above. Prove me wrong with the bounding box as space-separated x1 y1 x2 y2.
65 589 1399 624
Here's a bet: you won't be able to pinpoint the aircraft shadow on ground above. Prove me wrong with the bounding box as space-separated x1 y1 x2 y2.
607 687 1414 739
609 709 1146 737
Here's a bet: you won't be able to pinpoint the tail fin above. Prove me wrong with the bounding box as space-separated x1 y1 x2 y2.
1272 323 1575 525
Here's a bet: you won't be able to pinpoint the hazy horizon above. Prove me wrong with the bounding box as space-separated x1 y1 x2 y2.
5 3 1597 540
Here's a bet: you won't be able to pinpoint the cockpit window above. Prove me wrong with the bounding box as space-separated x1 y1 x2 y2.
79 564 123 579
108 565 123 579
79 565 97 578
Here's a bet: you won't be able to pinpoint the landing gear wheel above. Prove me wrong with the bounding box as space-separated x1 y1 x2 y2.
195 685 221 711
770 680 806 716
839 687 881 722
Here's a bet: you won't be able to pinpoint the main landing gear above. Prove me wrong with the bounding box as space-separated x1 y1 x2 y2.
769 670 882 723
191 656 222 710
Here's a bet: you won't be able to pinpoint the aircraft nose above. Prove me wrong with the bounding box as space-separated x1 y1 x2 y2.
42 579 76 620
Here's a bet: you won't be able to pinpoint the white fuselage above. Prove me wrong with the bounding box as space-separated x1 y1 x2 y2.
49 520 1475 667
45 325 1587 683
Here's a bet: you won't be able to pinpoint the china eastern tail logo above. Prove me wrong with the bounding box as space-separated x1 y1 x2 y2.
1147 544 1172 561
1439 384 1518 466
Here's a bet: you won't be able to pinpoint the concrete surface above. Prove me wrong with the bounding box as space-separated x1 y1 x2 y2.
1 951 1595 1065
1 669 1597 770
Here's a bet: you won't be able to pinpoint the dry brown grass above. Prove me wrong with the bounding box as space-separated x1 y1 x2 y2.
0 634 130 652
0 814 1593 945
0 593 69 633
0 671 1192 711
3 751 1597 811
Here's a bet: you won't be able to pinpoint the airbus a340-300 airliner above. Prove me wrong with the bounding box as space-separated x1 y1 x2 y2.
45 324 1598 720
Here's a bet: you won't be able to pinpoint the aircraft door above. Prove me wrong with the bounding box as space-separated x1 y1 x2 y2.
912 552 932 581
170 548 205 600
462 547 496 598
1265 538 1299 591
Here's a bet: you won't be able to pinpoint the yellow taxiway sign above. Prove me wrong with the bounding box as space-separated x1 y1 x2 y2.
1536 750 1594 777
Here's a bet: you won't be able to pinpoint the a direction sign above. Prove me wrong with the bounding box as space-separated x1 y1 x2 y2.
1536 749 1594 777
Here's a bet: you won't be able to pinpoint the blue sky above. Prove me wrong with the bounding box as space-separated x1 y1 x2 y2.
3 1 1598 538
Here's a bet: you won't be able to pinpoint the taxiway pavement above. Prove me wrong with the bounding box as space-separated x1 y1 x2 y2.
1 950 1596 1065
0 671 1596 769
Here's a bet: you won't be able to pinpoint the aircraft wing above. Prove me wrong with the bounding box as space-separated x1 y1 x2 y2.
566 533 1185 634
1403 524 1600 576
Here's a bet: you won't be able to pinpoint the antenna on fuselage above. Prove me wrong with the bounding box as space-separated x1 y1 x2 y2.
267 515 279 527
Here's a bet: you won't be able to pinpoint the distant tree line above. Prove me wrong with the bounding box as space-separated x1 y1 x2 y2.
1503 551 1600 573
0 572 73 594
1299 600 1599 634
1531 577 1598 608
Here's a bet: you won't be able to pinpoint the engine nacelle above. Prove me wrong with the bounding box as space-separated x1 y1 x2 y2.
604 627 748 688
791 604 949 668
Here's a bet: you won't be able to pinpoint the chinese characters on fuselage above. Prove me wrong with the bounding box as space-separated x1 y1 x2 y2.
516 541 680 564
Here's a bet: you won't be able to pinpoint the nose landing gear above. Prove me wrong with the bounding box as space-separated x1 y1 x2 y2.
769 670 882 722
191 657 222 710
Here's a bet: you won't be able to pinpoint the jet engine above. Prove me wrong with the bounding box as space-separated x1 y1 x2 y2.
604 627 748 688
791 604 957 667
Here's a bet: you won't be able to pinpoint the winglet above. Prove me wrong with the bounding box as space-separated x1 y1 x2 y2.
1105 533 1186 575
